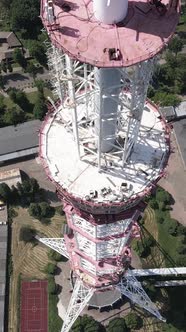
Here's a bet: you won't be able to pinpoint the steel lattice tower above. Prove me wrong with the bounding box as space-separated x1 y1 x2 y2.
39 0 180 331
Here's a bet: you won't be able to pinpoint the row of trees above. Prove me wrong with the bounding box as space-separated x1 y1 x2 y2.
71 313 142 332
0 177 41 204
13 43 47 70
148 36 186 107
147 186 186 265
1 0 42 39
0 82 48 127
29 202 55 223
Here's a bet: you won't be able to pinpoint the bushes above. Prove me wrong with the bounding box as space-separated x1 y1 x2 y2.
45 263 56 275
19 226 36 243
48 276 59 295
0 182 11 202
133 235 155 258
133 241 149 258
48 249 62 262
28 202 54 221
125 313 141 330
107 318 127 332
163 219 178 236
71 315 103 332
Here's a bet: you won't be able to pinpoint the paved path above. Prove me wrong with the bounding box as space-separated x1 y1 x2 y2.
159 133 186 226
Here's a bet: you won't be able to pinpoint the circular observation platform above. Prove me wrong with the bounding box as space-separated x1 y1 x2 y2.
40 0 180 68
39 99 170 214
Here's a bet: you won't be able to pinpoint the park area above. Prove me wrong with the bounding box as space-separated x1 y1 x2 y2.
8 206 65 332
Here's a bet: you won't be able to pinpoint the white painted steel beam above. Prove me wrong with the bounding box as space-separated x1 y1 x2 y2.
128 267 186 277
38 237 69 259
61 279 94 332
117 272 165 322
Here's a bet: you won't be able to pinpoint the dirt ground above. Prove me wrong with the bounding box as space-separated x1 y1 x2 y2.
8 208 62 332
159 133 186 226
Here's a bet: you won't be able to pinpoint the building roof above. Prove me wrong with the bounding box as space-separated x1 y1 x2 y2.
0 31 21 47
0 120 41 162
175 101 186 118
0 120 41 156
174 119 186 169
0 31 22 61
159 106 176 121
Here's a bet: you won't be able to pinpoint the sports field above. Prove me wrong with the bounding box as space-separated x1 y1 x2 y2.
20 280 48 332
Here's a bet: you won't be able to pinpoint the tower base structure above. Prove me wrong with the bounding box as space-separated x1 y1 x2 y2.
39 79 170 331
39 236 165 332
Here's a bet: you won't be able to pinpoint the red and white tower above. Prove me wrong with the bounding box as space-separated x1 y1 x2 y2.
39 0 180 331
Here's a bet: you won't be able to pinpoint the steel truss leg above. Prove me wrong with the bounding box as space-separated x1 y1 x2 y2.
61 278 95 332
116 272 165 322
37 237 69 259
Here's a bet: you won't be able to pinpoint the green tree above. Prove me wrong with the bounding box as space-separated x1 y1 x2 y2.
9 88 17 102
149 198 158 209
15 90 30 110
11 0 41 38
39 201 53 218
0 0 13 9
153 91 181 107
156 187 171 205
48 249 62 262
0 95 5 115
7 62 13 72
48 277 59 294
133 240 149 258
29 41 47 66
35 79 45 93
13 48 26 68
144 281 157 301
177 224 186 236
45 262 56 275
71 317 83 332
107 318 127 332
30 178 40 194
33 92 47 120
0 183 11 202
0 75 4 89
19 226 36 243
168 36 183 55
1 61 7 73
81 315 101 332
177 244 186 255
3 106 25 126
26 62 38 78
164 218 178 236
10 185 19 203
29 203 41 219
125 312 141 330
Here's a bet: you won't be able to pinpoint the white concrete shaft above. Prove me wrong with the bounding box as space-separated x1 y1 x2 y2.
95 67 121 153
93 0 128 24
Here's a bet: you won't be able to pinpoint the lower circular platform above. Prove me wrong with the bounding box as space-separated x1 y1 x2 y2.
88 289 121 308
40 97 170 214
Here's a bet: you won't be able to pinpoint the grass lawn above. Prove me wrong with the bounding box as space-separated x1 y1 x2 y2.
48 292 62 332
26 91 38 105
157 222 180 267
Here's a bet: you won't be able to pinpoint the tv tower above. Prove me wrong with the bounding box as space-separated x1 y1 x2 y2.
39 0 180 331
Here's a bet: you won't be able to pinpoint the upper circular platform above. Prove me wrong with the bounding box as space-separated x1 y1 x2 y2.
41 0 180 67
